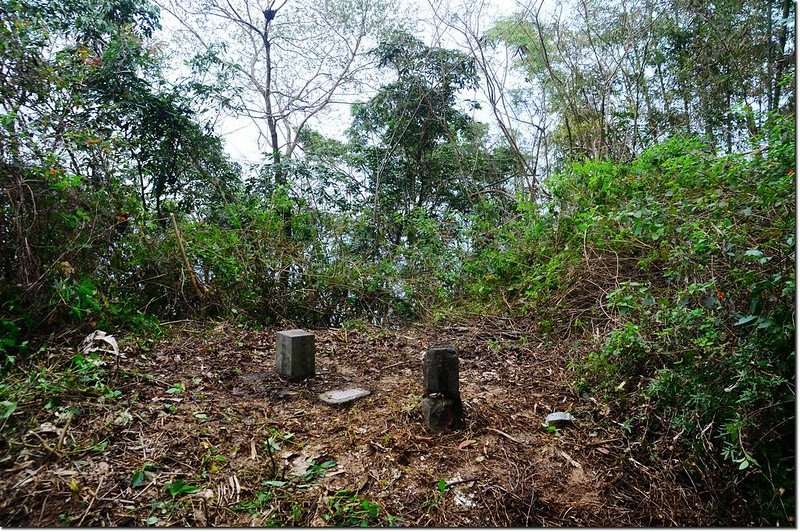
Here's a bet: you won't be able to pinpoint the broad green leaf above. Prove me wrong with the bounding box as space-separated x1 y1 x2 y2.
165 479 199 497
0 401 17 420
734 315 758 326
86 439 109 452
166 383 185 394
261 480 288 487
131 471 145 488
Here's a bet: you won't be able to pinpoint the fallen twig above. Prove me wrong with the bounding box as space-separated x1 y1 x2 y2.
29 432 65 459
445 477 478 489
77 474 105 526
560 450 581 468
585 438 622 447
55 413 72 454
485 427 525 445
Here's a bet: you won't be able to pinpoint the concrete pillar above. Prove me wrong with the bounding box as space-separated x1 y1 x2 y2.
420 345 464 432
276 329 315 380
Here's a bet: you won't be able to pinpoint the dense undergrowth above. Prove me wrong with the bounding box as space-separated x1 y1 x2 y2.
459 117 796 524
3 118 794 524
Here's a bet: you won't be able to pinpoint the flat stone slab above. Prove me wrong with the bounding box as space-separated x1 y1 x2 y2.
545 412 575 427
319 388 371 405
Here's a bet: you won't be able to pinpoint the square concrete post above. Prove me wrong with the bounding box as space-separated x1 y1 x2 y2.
276 329 315 380
423 345 460 397
421 344 464 432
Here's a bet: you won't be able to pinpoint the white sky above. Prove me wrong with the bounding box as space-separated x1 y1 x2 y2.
156 0 527 167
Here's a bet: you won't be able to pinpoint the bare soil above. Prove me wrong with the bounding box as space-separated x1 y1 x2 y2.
0 318 714 526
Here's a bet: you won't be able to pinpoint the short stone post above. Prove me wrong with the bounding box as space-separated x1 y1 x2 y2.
420 345 464 432
276 329 315 380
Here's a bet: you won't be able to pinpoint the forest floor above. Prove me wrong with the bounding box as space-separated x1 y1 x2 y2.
0 318 715 526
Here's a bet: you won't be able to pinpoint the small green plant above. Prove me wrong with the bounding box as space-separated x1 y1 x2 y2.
148 497 183 520
720 416 761 471
540 422 559 435
131 463 160 488
51 276 101 321
166 383 185 394
262 429 295 477
303 459 337 482
263 429 295 453
0 317 25 369
164 479 199 498
322 489 382 527
0 400 17 421
425 479 449 510
233 490 273 513
261 479 288 488
198 447 227 478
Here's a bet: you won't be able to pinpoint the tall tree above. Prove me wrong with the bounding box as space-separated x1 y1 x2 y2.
157 0 400 175
0 0 237 306
489 0 795 162
344 30 515 248
435 1 548 198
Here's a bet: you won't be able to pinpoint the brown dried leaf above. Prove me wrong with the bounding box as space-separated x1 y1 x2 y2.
458 439 477 450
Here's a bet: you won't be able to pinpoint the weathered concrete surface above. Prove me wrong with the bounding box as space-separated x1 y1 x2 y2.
420 395 464 433
545 411 575 427
276 329 315 380
319 388 371 405
421 345 464 432
423 345 460 397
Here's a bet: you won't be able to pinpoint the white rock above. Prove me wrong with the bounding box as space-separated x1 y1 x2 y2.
319 388 371 405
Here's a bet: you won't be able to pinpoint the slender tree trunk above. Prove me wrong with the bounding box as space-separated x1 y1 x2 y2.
767 0 774 112
171 213 206 314
599 94 606 158
725 94 733 153
771 0 792 110
262 4 292 292
263 8 284 186
136 158 148 212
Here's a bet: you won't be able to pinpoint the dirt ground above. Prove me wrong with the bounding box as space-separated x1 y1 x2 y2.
0 318 715 526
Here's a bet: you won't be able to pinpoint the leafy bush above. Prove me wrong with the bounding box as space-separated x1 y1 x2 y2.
460 119 795 524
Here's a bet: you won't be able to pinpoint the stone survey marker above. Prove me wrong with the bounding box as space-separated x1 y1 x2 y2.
420 345 465 432
319 388 371 405
276 329 315 379
545 411 575 428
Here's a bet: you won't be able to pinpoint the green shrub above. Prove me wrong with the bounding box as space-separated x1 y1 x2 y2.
461 121 795 524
